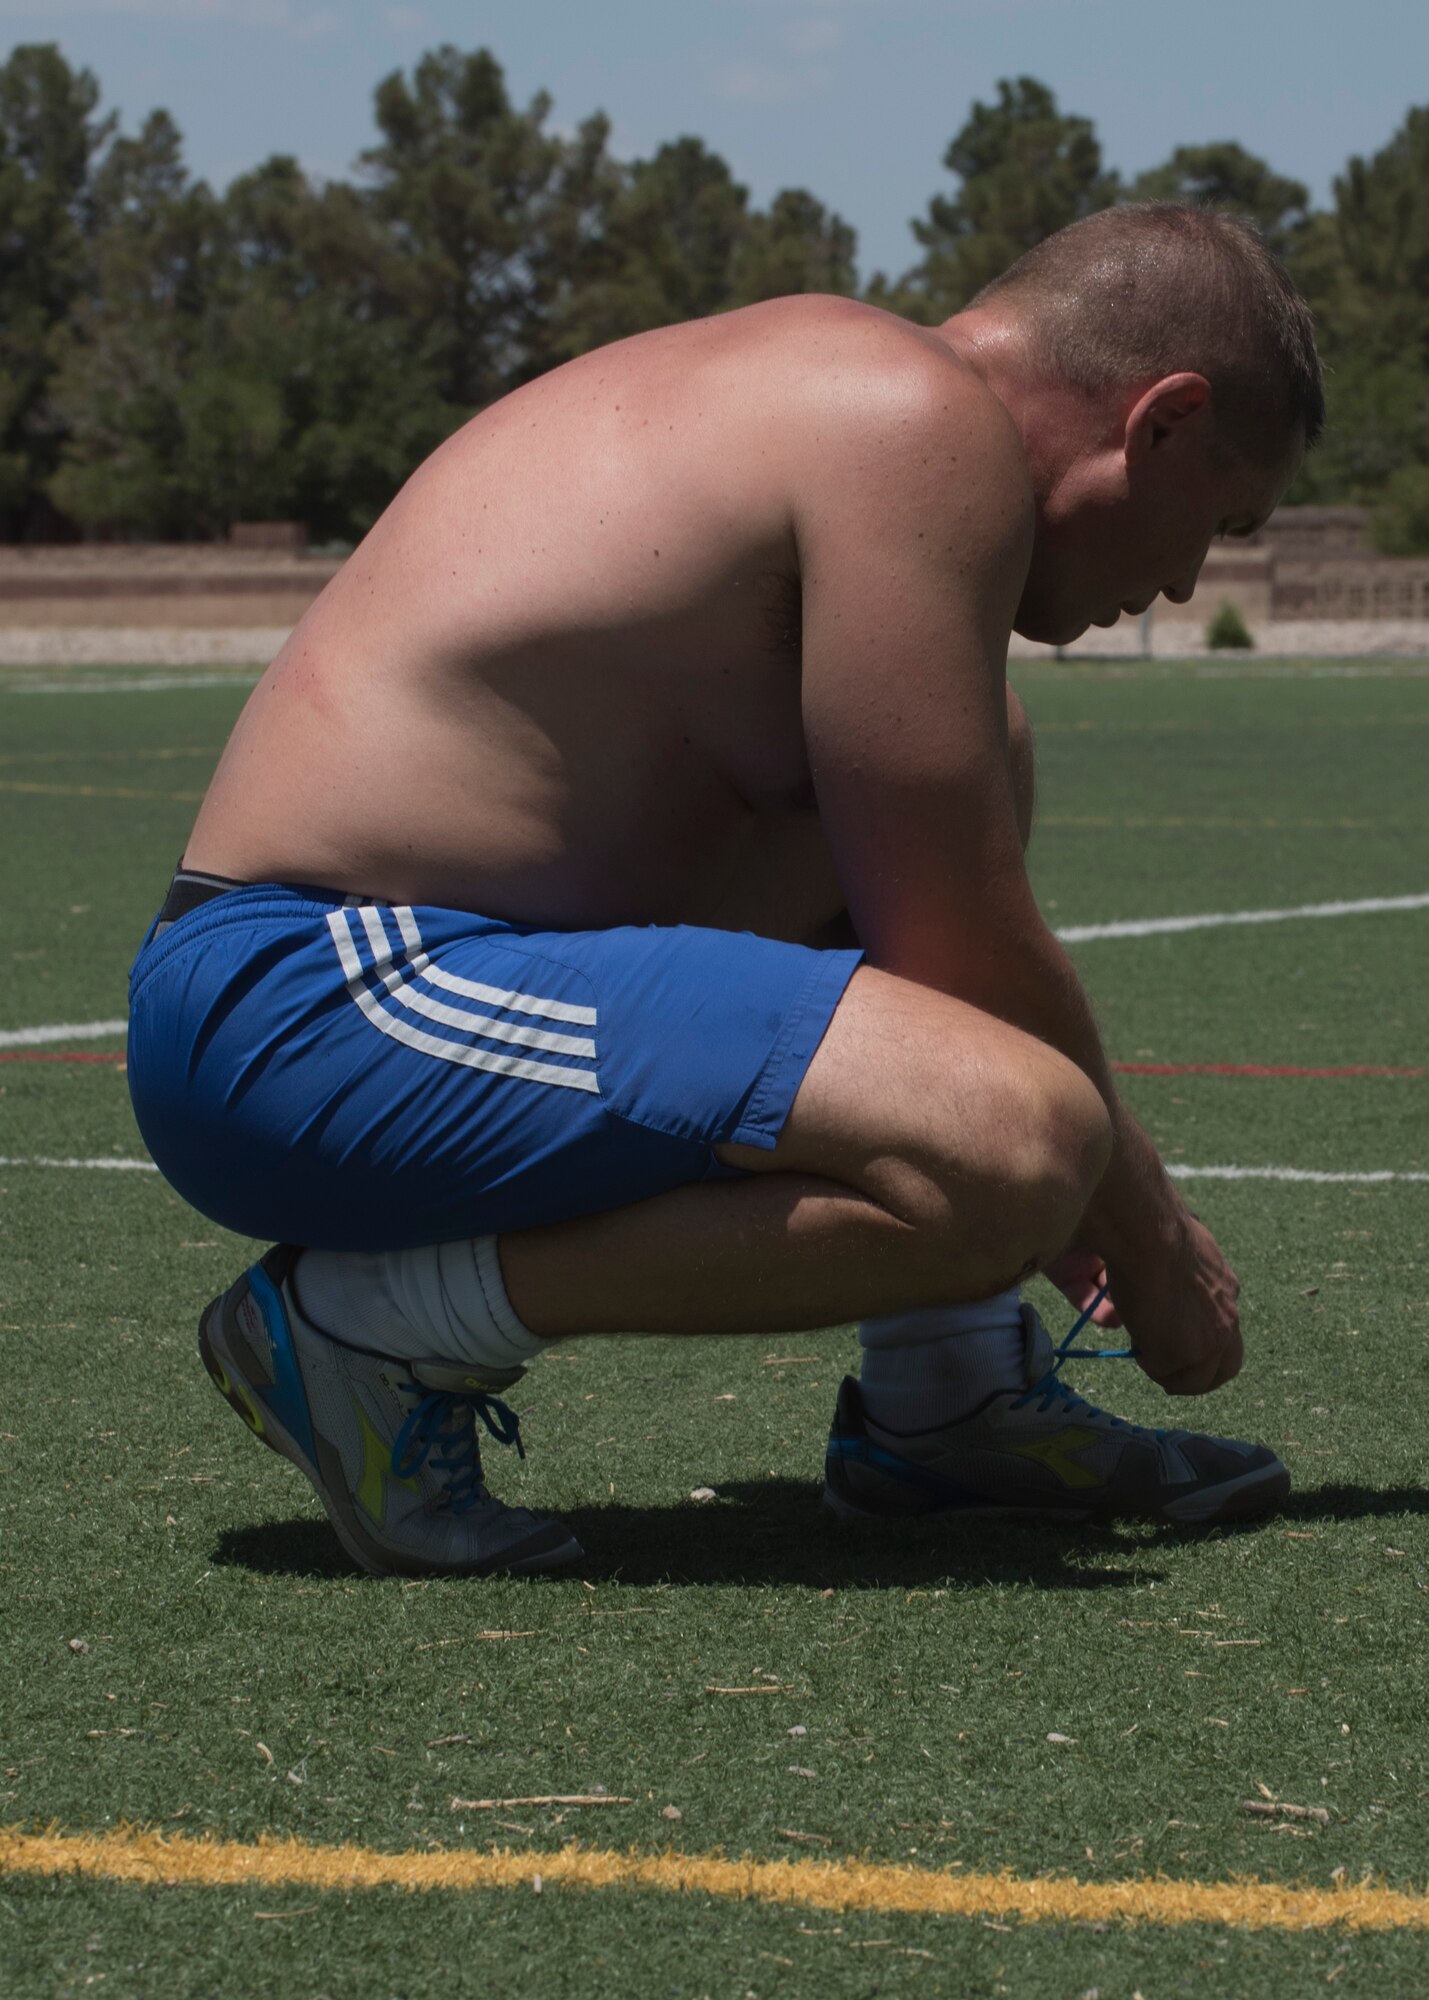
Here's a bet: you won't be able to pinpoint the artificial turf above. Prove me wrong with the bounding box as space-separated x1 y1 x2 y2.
1 657 1426 1996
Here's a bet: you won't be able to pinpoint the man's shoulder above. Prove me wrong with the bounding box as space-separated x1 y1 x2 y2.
733 293 987 391
741 301 1030 561
740 297 1026 483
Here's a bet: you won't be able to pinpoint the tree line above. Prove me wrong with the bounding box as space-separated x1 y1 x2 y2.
2 45 1426 550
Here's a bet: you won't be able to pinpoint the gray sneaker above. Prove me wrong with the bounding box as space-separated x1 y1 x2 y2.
824 1305 1290 1527
198 1245 583 1575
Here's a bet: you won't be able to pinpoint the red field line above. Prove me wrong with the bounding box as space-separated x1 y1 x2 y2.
4 1052 1422 1079
1112 1061 1426 1079
0 1050 126 1066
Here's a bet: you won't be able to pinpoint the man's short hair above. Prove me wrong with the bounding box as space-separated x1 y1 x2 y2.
972 203 1324 461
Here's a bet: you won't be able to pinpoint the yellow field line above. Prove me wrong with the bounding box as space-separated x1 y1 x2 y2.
3 1827 1426 1931
0 779 202 803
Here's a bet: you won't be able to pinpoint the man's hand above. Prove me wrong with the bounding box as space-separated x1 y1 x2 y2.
1100 1212 1243 1396
1044 1247 1121 1327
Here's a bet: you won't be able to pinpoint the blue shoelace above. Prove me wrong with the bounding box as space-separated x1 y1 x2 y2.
1012 1287 1167 1435
391 1386 525 1516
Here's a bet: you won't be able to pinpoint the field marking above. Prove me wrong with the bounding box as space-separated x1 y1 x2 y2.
1036 716 1429 735
14 1050 1415 1078
0 747 220 765
1043 814 1429 832
0 778 203 803
1113 1062 1427 1080
5 887 1424 1054
2 883 1421 1050
0 1051 126 1066
0 1020 127 1049
3 1155 1424 1185
1012 662 1429 681
1169 1165 1429 1185
2 1826 1425 1931
2 672 260 695
1056 893 1429 943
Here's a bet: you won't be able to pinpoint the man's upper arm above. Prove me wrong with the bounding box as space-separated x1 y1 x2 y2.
794 358 1042 996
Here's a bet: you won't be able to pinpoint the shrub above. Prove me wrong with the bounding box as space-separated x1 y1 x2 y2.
1371 464 1429 556
1205 600 1255 650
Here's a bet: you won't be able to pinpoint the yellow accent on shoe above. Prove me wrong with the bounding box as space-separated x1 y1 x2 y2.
1004 1425 1104 1490
354 1399 420 1526
213 1358 266 1440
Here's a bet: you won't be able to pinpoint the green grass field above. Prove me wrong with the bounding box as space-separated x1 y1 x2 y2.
1 658 1426 1997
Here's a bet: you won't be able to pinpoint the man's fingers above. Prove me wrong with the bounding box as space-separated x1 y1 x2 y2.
1216 1327 1245 1386
1137 1322 1243 1397
1148 1359 1220 1396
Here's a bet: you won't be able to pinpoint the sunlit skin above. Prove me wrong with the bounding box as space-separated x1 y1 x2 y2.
184 292 1305 1387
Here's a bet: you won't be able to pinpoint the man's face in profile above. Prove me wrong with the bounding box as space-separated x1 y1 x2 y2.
1015 418 1304 647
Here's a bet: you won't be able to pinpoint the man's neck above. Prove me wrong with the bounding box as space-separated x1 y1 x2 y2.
938 307 1115 515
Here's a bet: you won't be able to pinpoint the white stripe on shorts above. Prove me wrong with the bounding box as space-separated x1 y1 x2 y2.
387 901 596 1024
389 980 596 1058
327 906 600 1093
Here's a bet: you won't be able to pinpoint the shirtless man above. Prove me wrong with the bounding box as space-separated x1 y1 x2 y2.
127 204 1323 1576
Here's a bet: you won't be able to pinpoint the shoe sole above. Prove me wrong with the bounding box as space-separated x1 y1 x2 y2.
823 1457 1292 1528
198 1297 584 1578
1159 1459 1292 1525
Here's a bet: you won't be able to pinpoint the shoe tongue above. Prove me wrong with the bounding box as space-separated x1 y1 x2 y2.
408 1357 527 1395
1019 1307 1057 1386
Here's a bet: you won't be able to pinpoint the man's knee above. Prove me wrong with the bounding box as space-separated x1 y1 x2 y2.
756 968 1111 1283
893 1041 1110 1279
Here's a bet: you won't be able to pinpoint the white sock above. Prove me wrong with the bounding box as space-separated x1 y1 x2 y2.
857 1288 1027 1433
294 1237 550 1373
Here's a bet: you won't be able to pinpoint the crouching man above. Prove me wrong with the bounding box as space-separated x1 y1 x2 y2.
127 205 1320 1574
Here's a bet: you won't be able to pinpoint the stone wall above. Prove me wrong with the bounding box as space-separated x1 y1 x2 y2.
1273 558 1429 621
1256 505 1372 559
1139 508 1429 624
0 544 343 628
3 508 1427 629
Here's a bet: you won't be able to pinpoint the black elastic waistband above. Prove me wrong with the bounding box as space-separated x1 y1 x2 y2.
155 864 252 933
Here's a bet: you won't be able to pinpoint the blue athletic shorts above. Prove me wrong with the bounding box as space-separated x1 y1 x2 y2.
127 881 862 1251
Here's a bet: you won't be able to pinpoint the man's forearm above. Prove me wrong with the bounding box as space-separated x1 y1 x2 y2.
1073 1097 1186 1263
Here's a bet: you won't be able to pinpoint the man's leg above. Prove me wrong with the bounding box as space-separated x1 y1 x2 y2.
492 682 1284 1527
499 967 1108 1334
194 679 1286 1538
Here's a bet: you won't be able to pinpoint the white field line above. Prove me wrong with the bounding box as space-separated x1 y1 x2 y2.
1 1154 1424 1185
4 896 1425 1056
4 673 261 695
0 1018 128 1048
1169 1165 1429 1185
1055 892 1429 944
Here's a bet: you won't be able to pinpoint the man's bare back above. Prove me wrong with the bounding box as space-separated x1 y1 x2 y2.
187 296 970 941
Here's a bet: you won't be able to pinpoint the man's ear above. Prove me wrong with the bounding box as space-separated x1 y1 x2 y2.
1124 373 1212 465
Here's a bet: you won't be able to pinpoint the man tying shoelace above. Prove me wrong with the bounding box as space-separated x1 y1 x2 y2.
126 204 1317 1574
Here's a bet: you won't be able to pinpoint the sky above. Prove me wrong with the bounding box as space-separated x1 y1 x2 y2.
5 0 1426 283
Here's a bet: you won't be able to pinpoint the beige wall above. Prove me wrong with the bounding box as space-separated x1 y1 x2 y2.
0 548 342 629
